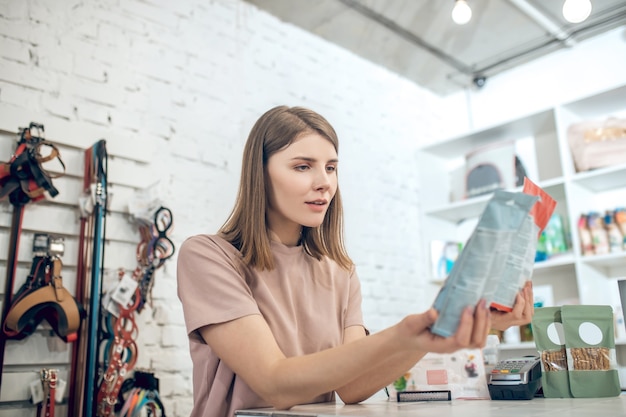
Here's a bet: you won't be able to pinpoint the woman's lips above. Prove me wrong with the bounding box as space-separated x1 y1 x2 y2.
306 201 327 212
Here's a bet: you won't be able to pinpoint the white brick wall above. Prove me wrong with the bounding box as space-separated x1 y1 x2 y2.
0 0 445 415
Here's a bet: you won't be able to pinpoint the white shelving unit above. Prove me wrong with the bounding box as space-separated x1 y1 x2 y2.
417 83 626 362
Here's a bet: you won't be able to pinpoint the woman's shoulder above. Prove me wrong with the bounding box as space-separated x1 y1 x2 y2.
180 234 241 258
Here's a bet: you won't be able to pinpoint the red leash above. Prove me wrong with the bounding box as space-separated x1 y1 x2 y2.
96 270 141 417
67 144 92 417
37 368 58 417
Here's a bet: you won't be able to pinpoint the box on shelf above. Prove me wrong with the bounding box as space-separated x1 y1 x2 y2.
567 117 626 172
464 142 526 199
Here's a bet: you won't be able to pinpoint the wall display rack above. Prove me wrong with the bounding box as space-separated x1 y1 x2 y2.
0 111 157 416
416 83 626 369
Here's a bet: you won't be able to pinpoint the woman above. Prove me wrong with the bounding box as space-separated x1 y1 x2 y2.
177 106 533 417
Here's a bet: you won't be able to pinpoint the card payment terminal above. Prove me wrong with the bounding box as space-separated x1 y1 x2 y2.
487 357 542 400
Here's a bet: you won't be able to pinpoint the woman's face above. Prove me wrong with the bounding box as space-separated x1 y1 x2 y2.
265 132 338 245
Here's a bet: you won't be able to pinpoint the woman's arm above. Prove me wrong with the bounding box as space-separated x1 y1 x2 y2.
332 325 425 404
199 300 491 410
336 281 535 403
332 282 535 404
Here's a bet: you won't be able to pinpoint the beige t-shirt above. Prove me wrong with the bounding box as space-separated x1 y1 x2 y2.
177 234 365 417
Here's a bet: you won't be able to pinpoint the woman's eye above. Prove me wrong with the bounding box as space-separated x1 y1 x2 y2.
326 165 336 173
295 165 309 171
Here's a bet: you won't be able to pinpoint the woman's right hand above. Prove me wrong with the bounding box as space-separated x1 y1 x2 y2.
399 299 491 354
490 281 534 331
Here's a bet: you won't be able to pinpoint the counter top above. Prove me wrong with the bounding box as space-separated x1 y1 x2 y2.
236 394 626 417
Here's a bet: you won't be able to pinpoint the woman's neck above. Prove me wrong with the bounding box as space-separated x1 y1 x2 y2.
268 228 302 247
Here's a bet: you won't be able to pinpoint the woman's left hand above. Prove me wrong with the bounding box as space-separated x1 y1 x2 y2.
490 281 534 331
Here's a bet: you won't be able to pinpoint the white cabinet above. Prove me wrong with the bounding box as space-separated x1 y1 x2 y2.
417 83 626 357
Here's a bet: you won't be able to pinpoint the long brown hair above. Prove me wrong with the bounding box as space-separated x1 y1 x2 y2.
219 105 352 271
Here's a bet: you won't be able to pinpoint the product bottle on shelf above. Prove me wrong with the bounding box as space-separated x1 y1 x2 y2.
544 213 568 256
578 214 594 256
588 212 609 255
535 231 548 262
615 208 626 250
605 211 624 253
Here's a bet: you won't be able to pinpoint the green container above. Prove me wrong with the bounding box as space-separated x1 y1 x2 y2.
561 305 621 398
532 307 572 398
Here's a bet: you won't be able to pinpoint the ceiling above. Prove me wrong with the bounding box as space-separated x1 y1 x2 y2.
243 0 626 96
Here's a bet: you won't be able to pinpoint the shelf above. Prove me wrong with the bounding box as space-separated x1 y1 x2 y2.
581 252 626 269
424 178 566 224
534 253 576 270
563 84 626 118
424 194 491 223
539 177 566 195
418 83 626 305
422 109 555 159
571 163 626 191
429 253 577 286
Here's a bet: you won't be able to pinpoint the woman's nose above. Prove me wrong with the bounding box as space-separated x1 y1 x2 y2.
314 170 331 191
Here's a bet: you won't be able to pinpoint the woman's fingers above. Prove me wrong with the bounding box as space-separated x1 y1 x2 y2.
510 291 526 319
453 305 475 347
469 299 490 348
413 300 493 354
510 282 533 323
524 281 535 318
453 300 490 349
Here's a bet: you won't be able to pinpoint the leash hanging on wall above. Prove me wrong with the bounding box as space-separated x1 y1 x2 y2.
0 122 65 388
94 203 175 415
135 205 175 313
67 139 108 417
34 368 59 417
96 268 141 417
116 370 166 417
